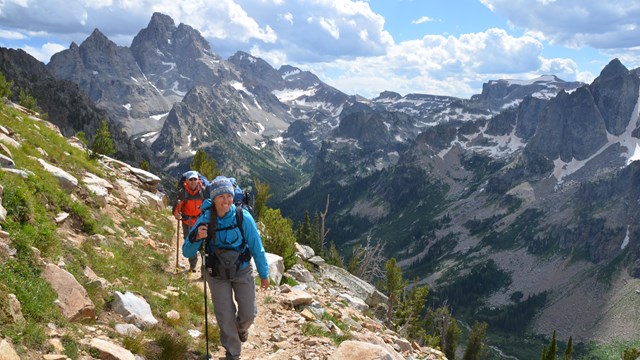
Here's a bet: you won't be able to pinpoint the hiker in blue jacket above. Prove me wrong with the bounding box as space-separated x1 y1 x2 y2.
183 176 269 360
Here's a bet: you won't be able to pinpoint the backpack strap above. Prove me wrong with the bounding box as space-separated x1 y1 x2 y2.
216 206 246 250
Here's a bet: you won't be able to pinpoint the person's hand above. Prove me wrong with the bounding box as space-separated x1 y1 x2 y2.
260 277 269 290
196 224 208 240
174 213 181 220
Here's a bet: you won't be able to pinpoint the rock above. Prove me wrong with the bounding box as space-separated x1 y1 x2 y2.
0 133 19 148
166 310 180 320
282 289 314 306
308 256 325 266
88 338 135 360
0 338 20 360
337 293 369 312
295 243 315 259
252 252 284 285
321 264 388 310
115 323 142 336
54 212 70 223
287 264 316 284
112 291 158 328
41 263 96 321
0 153 14 168
7 294 25 324
37 159 78 191
330 340 396 360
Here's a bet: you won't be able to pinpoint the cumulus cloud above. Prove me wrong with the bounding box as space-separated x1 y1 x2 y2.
0 0 393 62
22 42 67 63
304 28 586 99
481 0 640 50
0 29 26 40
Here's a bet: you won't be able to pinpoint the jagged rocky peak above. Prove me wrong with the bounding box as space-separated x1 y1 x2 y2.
278 64 321 86
373 90 402 102
131 12 214 70
49 27 141 84
589 58 640 136
228 51 282 89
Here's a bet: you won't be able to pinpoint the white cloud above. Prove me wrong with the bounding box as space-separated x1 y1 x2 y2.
302 28 586 99
0 29 26 39
412 16 434 24
23 42 67 63
481 0 640 50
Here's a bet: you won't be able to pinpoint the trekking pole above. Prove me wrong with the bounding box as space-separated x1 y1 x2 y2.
201 249 211 360
175 219 180 273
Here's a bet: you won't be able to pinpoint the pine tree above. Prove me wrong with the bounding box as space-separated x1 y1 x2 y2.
296 211 312 248
462 321 487 360
326 241 343 267
90 119 115 159
445 317 461 360
541 331 558 360
402 283 429 342
311 211 321 254
562 336 573 360
383 258 405 326
0 71 13 98
190 149 217 180
18 88 39 111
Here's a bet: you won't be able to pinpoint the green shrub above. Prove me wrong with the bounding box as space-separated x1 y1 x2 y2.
260 207 297 270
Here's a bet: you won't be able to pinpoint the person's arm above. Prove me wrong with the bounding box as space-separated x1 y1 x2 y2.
182 211 207 258
242 210 269 286
173 200 183 220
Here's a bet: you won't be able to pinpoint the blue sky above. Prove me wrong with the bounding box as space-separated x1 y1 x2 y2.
0 0 637 99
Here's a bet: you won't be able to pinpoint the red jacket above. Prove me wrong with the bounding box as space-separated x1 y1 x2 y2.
174 180 205 227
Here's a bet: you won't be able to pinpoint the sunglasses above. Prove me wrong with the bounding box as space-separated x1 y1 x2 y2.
188 178 198 181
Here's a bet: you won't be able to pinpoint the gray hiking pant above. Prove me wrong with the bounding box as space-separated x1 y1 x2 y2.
207 264 256 359
181 222 198 270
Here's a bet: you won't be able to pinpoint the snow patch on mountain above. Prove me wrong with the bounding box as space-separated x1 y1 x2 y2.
273 87 318 102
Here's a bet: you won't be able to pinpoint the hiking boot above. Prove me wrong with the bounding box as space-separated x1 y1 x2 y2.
224 351 240 360
238 330 248 342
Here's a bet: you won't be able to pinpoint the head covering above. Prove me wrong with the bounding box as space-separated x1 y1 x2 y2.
184 170 199 180
209 176 234 199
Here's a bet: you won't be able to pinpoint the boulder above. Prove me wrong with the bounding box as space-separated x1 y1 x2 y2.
330 340 396 360
112 291 158 328
321 264 388 310
41 263 96 321
37 159 78 191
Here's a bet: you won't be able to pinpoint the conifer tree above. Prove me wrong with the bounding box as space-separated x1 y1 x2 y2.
311 211 321 254
540 331 558 360
445 317 461 360
18 88 39 111
0 71 13 98
562 336 573 360
90 119 115 159
462 321 487 360
326 241 343 267
191 149 217 180
401 283 429 342
296 211 312 248
383 258 405 326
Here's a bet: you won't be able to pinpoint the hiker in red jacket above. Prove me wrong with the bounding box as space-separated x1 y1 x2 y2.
174 170 206 272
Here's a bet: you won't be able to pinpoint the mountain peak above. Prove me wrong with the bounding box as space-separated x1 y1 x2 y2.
149 12 176 31
598 58 628 78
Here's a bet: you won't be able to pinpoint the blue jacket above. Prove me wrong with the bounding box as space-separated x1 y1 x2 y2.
182 200 269 279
